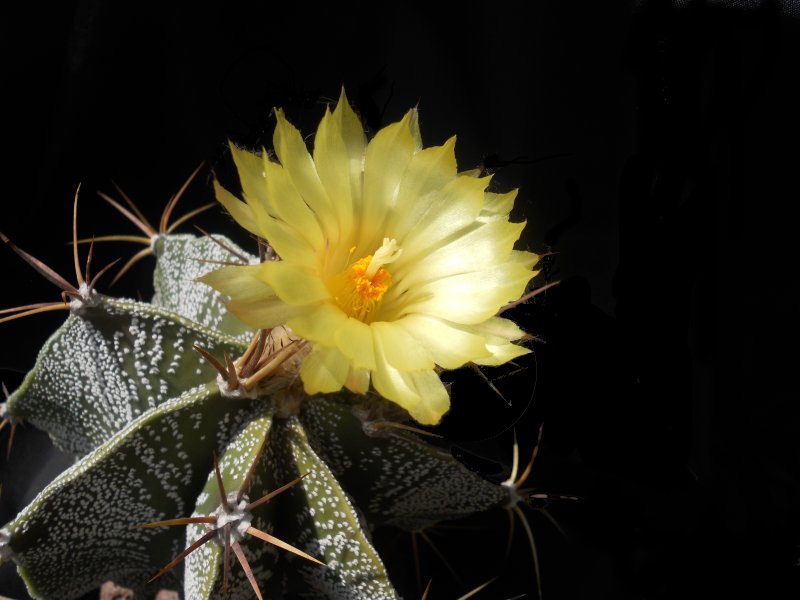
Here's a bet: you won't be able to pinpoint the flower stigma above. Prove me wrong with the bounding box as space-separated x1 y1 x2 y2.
331 238 402 322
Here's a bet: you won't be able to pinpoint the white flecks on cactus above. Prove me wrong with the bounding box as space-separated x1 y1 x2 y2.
151 234 255 342
184 412 280 599
273 417 399 600
301 395 509 531
3 384 267 598
2 231 517 599
0 527 11 562
6 297 247 456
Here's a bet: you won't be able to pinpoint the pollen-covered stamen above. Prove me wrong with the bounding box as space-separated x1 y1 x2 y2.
332 238 402 322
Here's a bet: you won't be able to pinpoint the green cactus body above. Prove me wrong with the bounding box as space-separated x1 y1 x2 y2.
0 232 513 599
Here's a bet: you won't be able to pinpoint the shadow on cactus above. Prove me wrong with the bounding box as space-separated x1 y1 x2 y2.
0 89 558 599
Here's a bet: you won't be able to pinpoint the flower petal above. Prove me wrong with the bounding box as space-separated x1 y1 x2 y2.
409 108 423 151
344 366 370 394
405 370 450 425
301 345 349 394
396 262 535 324
371 336 420 415
511 250 540 269
359 110 418 254
480 189 518 220
258 261 331 305
391 219 527 293
197 264 273 304
397 314 492 369
463 316 527 343
286 303 348 346
262 158 325 252
227 298 312 330
253 211 318 268
385 137 458 240
371 332 450 425
228 142 270 209
472 342 531 366
332 88 368 196
273 108 337 242
214 180 260 236
335 317 376 371
372 321 433 371
398 174 490 256
314 106 355 244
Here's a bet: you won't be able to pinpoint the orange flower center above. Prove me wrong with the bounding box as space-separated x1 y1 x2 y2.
330 238 402 322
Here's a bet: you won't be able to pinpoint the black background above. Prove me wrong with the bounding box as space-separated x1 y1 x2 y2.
2 1 799 598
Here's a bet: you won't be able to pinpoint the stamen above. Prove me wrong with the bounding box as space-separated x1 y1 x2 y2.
331 239 402 322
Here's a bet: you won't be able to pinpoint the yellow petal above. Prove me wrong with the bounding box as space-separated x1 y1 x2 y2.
253 211 318 269
511 250 540 269
332 88 367 189
273 108 337 242
344 366 370 394
371 333 450 425
396 314 491 369
409 106 422 151
385 137 458 239
393 175 491 270
372 321 433 370
228 142 270 210
197 264 273 304
371 337 421 414
214 180 260 237
405 370 450 425
258 261 330 305
313 106 354 243
332 88 367 222
391 219 526 292
359 110 418 254
335 317 376 371
480 189 518 220
262 158 325 252
286 302 347 346
472 342 531 366
300 345 349 394
397 262 534 324
463 316 527 343
227 298 312 329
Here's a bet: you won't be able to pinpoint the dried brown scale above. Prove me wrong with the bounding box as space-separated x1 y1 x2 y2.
194 327 309 401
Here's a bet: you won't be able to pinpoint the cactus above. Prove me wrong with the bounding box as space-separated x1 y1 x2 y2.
0 92 546 599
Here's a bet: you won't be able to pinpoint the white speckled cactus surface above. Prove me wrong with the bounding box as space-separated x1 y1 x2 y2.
0 93 545 599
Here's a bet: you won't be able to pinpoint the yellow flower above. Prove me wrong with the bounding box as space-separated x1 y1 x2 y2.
201 90 539 424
